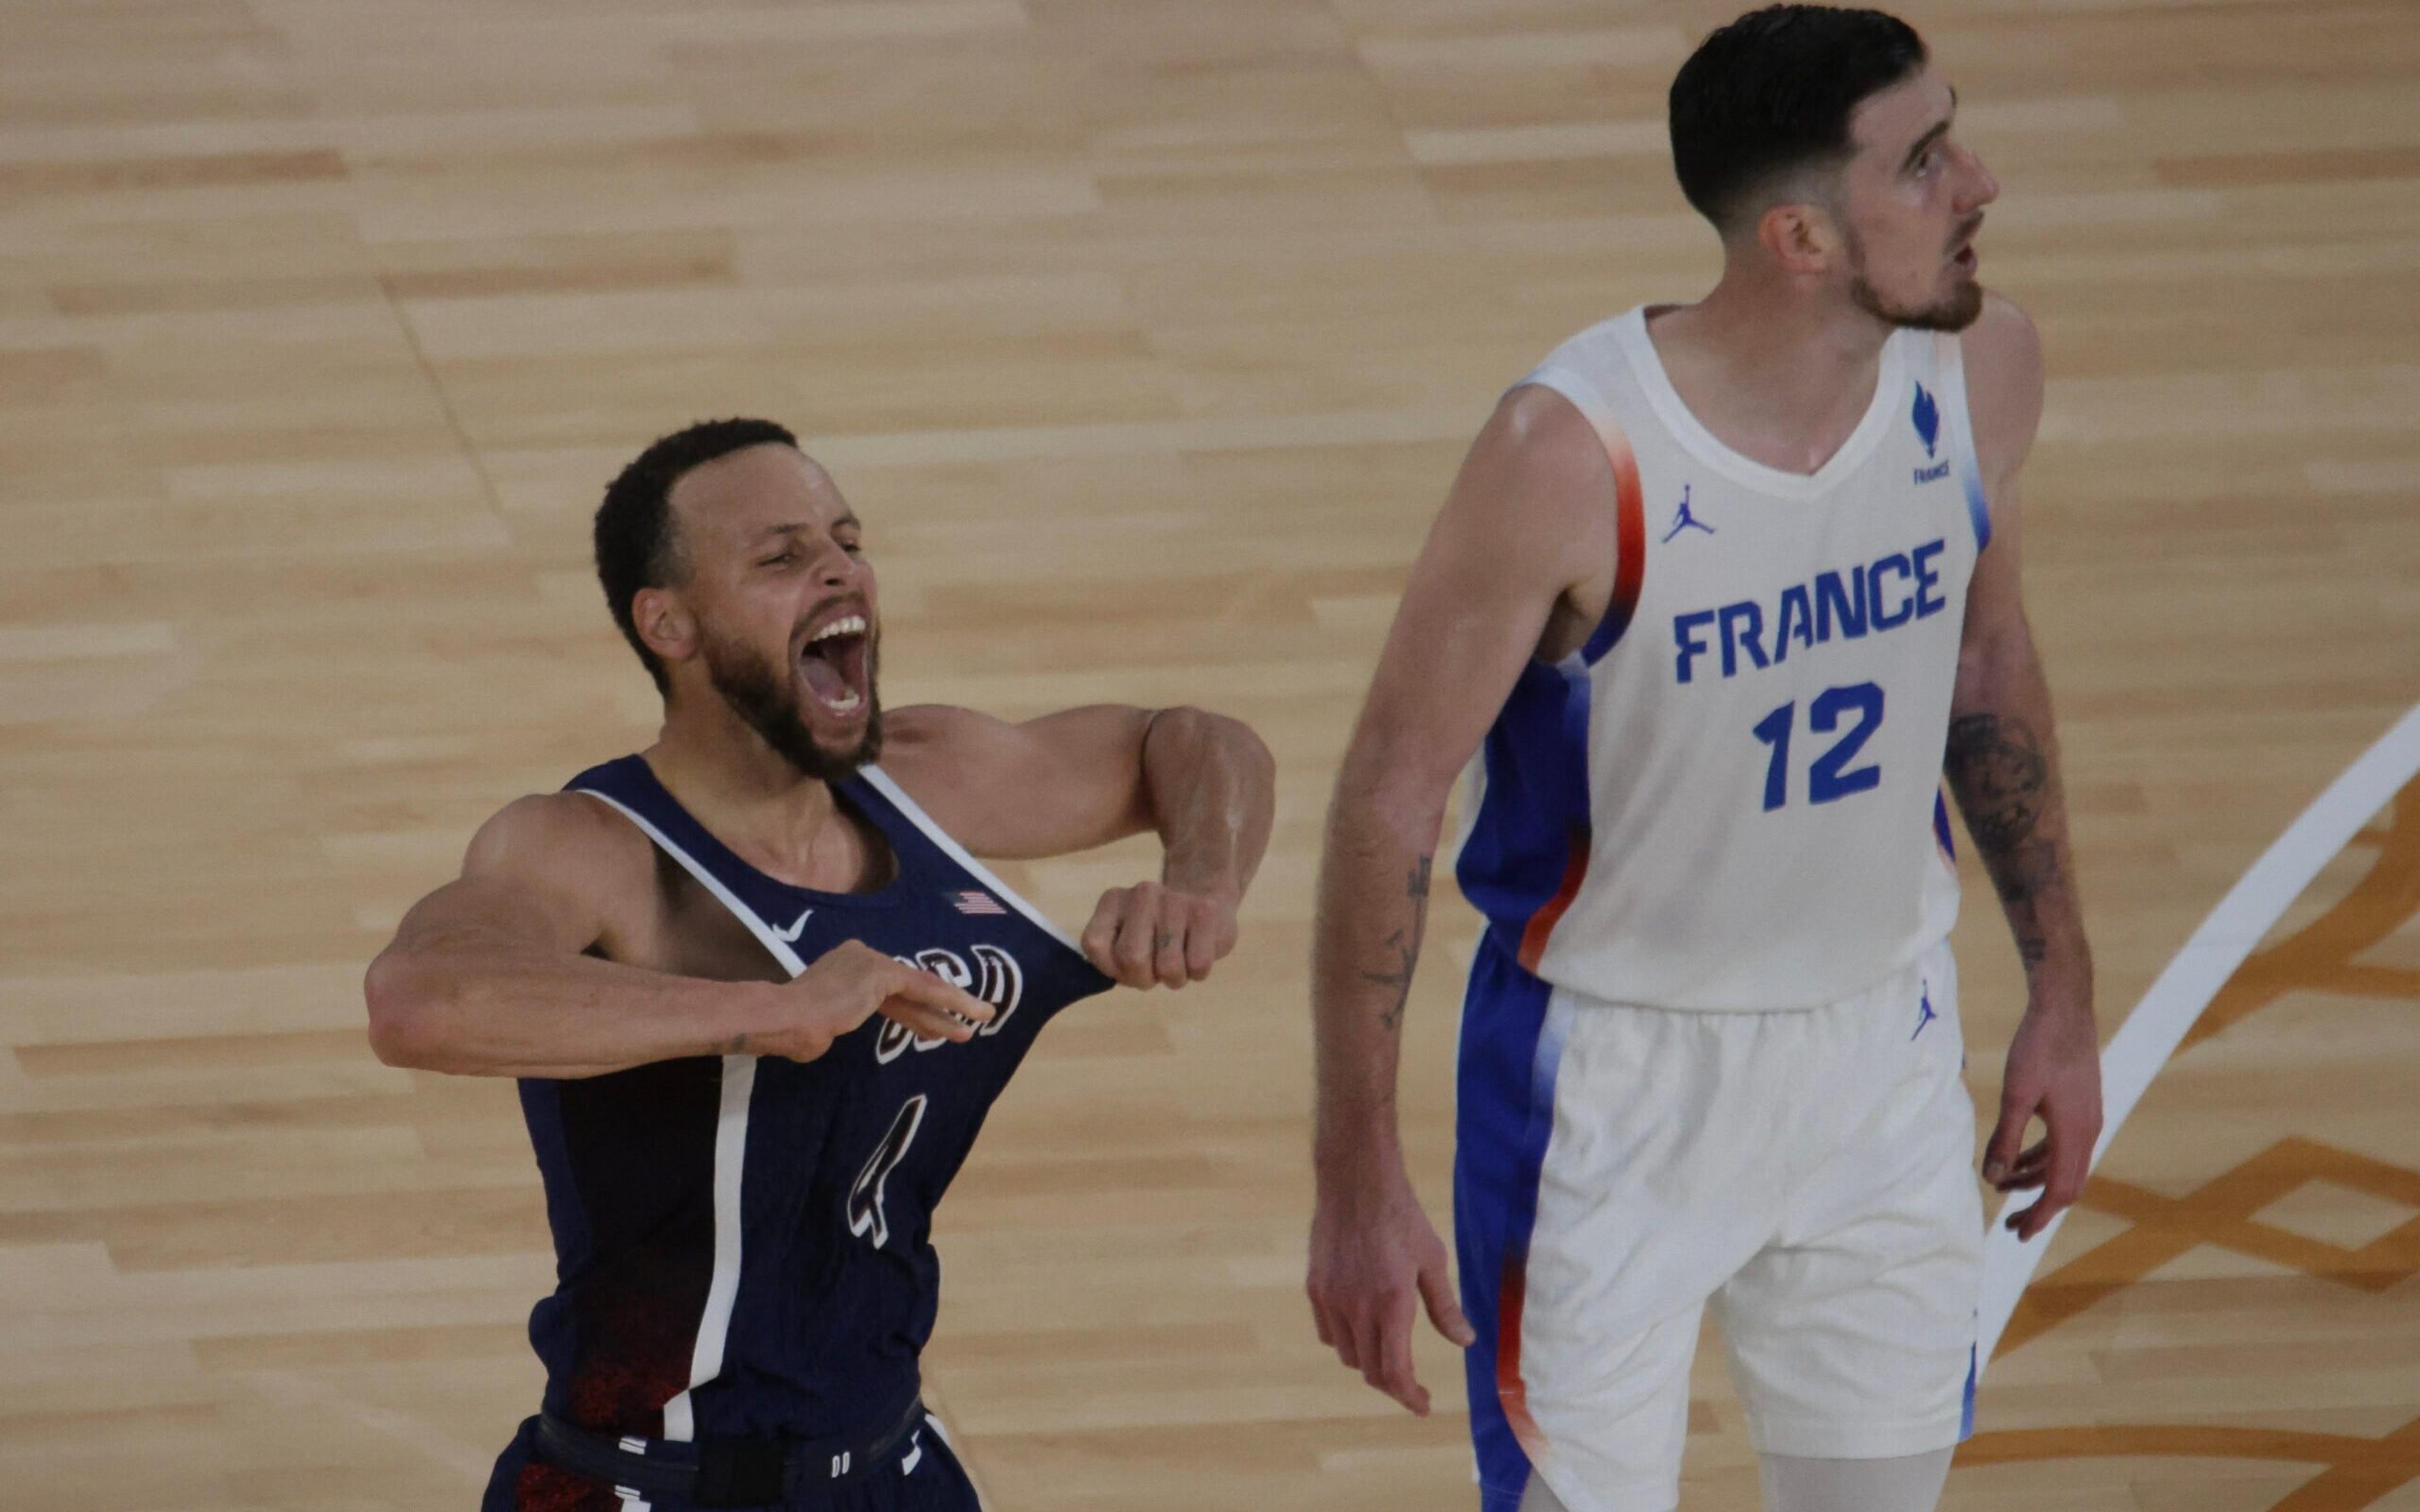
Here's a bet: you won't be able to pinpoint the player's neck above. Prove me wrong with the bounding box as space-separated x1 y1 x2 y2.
1648 275 1896 476
642 704 861 886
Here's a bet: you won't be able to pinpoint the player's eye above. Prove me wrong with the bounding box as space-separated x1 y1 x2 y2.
760 550 798 568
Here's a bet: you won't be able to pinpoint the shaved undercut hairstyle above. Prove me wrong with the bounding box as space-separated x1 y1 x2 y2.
1669 4 1929 236
595 416 798 695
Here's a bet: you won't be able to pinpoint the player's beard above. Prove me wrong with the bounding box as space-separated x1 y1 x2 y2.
703 627 883 782
1843 220 1985 333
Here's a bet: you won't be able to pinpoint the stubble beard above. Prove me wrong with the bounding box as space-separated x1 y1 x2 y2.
702 629 883 782
1845 224 1986 333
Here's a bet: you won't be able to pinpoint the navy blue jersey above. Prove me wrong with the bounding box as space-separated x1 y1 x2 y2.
512 755 1112 1457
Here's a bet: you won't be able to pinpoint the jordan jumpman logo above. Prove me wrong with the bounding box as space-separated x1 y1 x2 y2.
1911 979 1938 1040
1662 483 1714 542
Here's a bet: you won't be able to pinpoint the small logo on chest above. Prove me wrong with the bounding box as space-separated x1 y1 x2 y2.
1910 384 1951 484
1662 482 1715 543
1912 383 1940 457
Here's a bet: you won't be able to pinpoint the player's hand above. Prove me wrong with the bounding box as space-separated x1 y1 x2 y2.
762 940 994 1062
1306 1159 1475 1416
1080 878 1239 989
1983 997 2102 1240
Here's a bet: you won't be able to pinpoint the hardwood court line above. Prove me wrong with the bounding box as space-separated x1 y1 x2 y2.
1961 1418 2420 1512
1973 701 2420 1368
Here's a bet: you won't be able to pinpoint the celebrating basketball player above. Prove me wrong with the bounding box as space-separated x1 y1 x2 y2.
1305 9 2099 1512
364 420 1274 1512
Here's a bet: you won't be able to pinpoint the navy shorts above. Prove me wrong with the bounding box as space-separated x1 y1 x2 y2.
482 1410 981 1512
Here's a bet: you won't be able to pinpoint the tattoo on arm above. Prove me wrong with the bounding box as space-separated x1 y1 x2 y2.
1359 855 1434 1033
1944 713 2063 969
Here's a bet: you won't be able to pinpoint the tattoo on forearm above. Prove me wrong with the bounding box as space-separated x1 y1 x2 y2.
1360 854 1435 1033
1945 713 2066 971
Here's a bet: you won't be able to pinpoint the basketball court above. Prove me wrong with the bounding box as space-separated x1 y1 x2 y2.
3 1 2415 1508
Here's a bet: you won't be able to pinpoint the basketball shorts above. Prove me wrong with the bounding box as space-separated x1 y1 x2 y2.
482 1408 982 1512
1455 933 1981 1512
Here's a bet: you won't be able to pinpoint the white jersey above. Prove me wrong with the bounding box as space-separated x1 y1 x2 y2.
1452 306 1991 1011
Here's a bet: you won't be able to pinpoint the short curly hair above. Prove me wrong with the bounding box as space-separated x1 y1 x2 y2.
594 417 798 694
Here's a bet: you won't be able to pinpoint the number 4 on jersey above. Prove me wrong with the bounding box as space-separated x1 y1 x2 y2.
1751 681 1886 811
848 1095 926 1249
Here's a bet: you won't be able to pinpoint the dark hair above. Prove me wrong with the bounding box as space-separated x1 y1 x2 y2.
594 417 798 694
1669 5 1928 234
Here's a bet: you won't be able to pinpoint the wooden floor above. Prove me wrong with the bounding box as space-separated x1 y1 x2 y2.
4 0 2417 1508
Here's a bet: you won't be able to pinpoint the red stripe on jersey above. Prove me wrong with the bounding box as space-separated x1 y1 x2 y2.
1516 828 1589 974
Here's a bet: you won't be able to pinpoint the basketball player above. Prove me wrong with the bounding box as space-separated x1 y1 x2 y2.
1304 9 2100 1512
364 418 1274 1511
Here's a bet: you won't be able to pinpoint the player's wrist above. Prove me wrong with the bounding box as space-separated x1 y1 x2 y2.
705 977 796 1055
2018 946 2094 1019
1313 1121 1409 1189
1160 866 1242 908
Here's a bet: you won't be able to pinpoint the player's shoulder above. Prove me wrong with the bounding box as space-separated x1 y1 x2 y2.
468 789 658 893
1461 382 1619 527
1959 292 2045 477
879 704 987 767
1492 379 1605 455
869 704 991 806
1962 293 2043 389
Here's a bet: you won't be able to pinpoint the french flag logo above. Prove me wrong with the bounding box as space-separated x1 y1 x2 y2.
1911 382 1940 458
950 890 1007 916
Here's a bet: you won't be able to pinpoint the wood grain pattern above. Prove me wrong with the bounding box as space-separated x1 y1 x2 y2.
2 1 2415 1508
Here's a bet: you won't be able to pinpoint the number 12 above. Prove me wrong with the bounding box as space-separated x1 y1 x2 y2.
1751 682 1885 811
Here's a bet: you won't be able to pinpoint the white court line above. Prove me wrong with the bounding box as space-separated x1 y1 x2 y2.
1976 701 2420 1370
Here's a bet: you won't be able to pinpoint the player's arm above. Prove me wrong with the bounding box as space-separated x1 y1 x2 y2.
1308 385 1613 1415
880 702 1276 988
1946 295 2102 1240
363 793 992 1079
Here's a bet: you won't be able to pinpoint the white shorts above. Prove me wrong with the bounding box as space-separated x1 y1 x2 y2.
1453 934 1981 1512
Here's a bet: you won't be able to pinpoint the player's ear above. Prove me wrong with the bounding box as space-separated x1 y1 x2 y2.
633 586 698 667
1756 198 1837 277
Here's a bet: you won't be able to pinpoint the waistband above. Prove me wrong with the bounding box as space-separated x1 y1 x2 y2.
533 1390 926 1508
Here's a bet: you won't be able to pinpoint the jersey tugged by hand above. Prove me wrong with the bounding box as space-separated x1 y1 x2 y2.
763 939 996 1061
1079 879 1240 989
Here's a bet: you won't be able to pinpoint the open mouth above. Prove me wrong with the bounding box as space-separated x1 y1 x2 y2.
1950 215 1983 274
797 612 871 715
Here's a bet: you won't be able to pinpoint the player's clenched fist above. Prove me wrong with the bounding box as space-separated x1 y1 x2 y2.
759 939 995 1062
1081 879 1239 989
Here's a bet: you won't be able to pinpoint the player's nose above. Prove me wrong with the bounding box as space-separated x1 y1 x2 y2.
809 536 863 587
1959 144 2000 211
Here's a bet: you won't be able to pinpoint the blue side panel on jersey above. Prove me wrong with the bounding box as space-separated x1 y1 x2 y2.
1455 659 1595 953
1455 935 1563 1511
1959 1342 1978 1440
1954 448 1992 553
1933 789 1956 859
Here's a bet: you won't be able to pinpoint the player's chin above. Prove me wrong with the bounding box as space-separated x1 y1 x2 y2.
799 699 877 760
1938 271 1987 328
